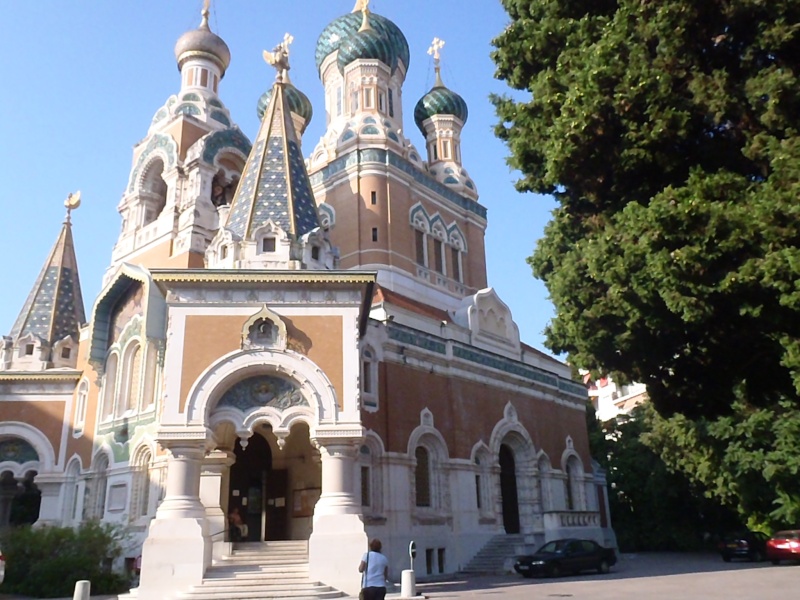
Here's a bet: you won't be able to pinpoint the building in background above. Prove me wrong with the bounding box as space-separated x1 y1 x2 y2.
0 3 612 598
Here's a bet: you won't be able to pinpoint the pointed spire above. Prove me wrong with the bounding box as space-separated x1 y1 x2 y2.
358 3 372 32
200 0 211 30
9 193 86 354
224 39 320 243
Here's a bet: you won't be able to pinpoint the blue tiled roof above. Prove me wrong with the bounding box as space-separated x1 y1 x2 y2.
225 84 320 241
9 221 85 348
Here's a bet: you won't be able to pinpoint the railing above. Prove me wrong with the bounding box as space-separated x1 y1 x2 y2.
543 510 601 529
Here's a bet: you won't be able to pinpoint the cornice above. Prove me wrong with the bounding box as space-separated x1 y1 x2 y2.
0 371 82 382
150 269 376 287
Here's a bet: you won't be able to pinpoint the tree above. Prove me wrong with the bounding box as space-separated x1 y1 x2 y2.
587 403 740 551
491 0 800 525
492 0 800 417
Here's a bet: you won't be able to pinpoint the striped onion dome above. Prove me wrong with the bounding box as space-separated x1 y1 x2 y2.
315 11 409 76
257 83 313 132
337 24 398 73
413 81 468 135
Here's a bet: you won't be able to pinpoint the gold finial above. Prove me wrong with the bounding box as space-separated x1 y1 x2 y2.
358 2 372 32
263 33 294 83
200 0 211 29
428 37 446 87
64 191 81 223
352 0 370 12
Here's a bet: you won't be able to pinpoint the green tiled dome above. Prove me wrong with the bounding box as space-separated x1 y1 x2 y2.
315 11 409 76
257 83 313 133
337 27 397 73
413 85 468 135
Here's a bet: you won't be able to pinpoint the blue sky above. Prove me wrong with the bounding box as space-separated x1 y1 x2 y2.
0 1 558 355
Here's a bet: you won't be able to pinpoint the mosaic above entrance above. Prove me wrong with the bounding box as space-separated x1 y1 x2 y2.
0 439 39 464
218 375 308 412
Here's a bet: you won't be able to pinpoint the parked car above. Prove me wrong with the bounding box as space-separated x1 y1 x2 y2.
718 531 769 562
766 530 800 565
513 538 617 578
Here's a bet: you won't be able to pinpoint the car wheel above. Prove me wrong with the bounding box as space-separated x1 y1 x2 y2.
548 563 561 578
598 559 610 575
722 555 732 563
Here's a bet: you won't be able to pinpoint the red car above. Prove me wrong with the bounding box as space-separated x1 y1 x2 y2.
766 530 800 564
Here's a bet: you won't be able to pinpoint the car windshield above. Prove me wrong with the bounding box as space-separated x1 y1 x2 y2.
538 540 570 553
774 531 800 539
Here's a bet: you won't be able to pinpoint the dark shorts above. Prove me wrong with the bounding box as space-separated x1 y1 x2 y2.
361 586 387 600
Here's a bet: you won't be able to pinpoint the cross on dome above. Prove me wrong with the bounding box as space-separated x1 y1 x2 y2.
428 37 445 64
352 0 370 12
64 191 81 223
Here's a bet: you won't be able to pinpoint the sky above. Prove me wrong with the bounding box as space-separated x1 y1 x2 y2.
0 1 559 355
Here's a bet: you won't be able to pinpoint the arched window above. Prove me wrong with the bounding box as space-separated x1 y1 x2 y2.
140 159 167 226
101 354 119 421
414 446 431 507
63 459 82 524
538 455 551 511
565 455 584 511
74 380 89 435
118 342 142 417
131 448 153 519
361 346 378 409
87 454 109 520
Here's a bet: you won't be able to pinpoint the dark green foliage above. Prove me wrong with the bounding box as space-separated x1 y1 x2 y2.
588 403 739 551
642 399 800 530
0 522 130 598
493 0 800 525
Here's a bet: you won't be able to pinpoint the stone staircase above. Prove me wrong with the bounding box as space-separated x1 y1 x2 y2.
460 534 533 574
173 540 346 600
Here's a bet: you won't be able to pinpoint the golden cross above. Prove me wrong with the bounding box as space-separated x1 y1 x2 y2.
263 33 294 82
428 37 445 63
353 0 370 12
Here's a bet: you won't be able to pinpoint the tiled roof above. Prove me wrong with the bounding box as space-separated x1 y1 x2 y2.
9 220 85 346
224 82 320 241
372 286 450 322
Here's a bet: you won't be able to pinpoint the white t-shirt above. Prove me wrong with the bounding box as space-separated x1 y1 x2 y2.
361 550 389 587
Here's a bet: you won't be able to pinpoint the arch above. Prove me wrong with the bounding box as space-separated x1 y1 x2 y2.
471 441 492 515
317 203 336 230
408 414 450 513
140 158 168 226
409 203 430 230
201 127 252 165
0 422 55 471
62 456 83 523
100 351 119 421
118 340 143 417
185 349 340 429
74 378 89 433
126 133 177 193
130 444 154 519
561 450 586 511
87 451 110 520
447 224 467 252
359 432 385 515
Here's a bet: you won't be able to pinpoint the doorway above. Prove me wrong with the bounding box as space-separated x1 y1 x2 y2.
228 433 289 541
499 444 520 534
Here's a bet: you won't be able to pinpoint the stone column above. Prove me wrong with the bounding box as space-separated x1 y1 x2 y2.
138 438 209 599
32 472 63 526
199 449 235 561
308 435 367 597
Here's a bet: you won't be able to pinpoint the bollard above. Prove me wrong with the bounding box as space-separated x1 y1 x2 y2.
400 568 417 598
73 579 90 600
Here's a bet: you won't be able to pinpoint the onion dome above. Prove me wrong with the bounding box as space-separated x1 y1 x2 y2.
337 11 398 74
315 9 409 76
257 82 313 131
414 75 468 135
174 5 231 76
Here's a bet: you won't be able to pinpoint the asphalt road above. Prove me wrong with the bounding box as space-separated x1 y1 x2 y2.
0 552 796 599
411 552 798 600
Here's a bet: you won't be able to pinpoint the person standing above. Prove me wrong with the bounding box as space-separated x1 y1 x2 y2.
358 538 389 600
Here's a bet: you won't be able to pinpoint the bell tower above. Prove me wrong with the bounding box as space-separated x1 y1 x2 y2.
106 3 251 282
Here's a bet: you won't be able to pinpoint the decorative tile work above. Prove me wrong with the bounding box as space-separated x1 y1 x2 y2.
218 375 308 411
201 126 252 165
226 87 320 241
310 149 486 219
388 324 446 354
174 103 201 117
315 11 409 73
0 439 39 464
210 110 231 126
10 264 83 344
127 134 177 192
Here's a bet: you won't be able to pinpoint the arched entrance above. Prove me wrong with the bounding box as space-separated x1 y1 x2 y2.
228 432 287 541
499 444 520 534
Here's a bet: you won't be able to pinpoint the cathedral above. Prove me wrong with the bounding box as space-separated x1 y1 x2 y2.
0 2 612 598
